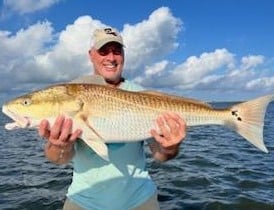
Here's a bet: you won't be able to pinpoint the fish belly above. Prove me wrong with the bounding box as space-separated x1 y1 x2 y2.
90 112 156 142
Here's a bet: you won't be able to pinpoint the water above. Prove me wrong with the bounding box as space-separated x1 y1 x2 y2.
0 102 274 210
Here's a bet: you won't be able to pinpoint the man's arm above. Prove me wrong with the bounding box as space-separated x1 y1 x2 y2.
149 112 186 162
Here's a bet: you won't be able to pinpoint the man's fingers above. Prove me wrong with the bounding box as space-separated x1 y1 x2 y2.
69 129 82 143
58 118 73 142
50 115 65 139
150 129 165 145
156 116 171 140
163 113 179 133
163 112 186 138
38 119 50 138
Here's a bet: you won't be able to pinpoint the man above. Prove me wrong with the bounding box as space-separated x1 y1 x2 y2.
39 27 186 210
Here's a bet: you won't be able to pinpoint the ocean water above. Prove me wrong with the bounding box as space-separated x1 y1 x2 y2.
0 102 274 210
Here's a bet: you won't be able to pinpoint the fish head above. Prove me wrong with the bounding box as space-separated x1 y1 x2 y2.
2 84 83 130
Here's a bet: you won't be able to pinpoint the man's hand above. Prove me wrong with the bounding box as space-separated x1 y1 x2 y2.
39 115 82 147
39 115 82 164
150 112 186 161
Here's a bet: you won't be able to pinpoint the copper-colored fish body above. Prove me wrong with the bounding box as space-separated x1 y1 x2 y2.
2 83 273 160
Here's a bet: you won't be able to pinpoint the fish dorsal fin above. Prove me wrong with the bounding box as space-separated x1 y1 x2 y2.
141 90 168 96
141 90 213 108
70 75 107 85
179 97 212 108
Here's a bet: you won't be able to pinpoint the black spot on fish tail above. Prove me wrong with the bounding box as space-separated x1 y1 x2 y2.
232 110 238 116
231 110 242 121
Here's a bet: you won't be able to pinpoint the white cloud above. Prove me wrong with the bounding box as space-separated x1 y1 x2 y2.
134 60 170 84
0 21 53 58
3 0 61 14
0 6 273 103
31 16 105 82
246 77 274 90
137 48 235 89
171 48 235 84
0 6 183 94
0 21 54 92
144 60 169 76
240 55 265 70
123 7 182 76
0 15 108 92
135 47 273 100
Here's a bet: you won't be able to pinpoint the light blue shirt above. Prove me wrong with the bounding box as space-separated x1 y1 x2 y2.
67 79 157 210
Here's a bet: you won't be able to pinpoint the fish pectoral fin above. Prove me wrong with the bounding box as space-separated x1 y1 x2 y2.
62 99 84 115
84 137 109 161
76 116 109 161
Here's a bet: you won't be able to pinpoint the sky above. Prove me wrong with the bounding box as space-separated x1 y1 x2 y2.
0 0 274 103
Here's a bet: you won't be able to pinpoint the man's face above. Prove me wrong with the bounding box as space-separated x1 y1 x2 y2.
89 42 124 83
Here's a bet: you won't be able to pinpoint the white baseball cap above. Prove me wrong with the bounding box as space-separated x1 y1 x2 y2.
92 27 124 50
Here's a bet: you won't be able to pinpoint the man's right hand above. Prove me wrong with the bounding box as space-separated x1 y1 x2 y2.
39 116 82 164
39 115 82 147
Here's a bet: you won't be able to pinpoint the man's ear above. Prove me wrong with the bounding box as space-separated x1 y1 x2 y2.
88 49 94 61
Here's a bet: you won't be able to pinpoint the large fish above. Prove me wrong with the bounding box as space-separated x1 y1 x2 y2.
2 79 273 160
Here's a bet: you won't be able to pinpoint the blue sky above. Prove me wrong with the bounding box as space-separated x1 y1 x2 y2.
0 0 274 103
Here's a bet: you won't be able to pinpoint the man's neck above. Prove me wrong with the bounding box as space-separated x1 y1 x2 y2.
105 77 125 88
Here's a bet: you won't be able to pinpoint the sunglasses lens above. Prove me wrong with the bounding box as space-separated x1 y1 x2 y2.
98 45 122 56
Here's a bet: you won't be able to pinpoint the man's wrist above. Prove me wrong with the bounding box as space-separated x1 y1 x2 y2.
160 144 180 156
45 142 74 163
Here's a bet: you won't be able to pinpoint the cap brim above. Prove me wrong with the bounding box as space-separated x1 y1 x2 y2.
94 38 124 50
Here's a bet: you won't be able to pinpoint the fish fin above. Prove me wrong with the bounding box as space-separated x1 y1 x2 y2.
141 90 212 108
140 90 167 96
70 75 107 85
76 115 109 161
82 136 109 161
227 94 274 153
62 99 84 115
85 117 105 141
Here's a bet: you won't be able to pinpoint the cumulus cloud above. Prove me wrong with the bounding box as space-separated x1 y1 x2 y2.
137 48 235 88
123 7 182 76
2 0 61 14
0 6 273 103
0 7 183 94
246 77 274 90
144 60 169 77
0 21 54 93
0 21 53 58
240 55 265 70
135 47 274 100
171 49 235 85
32 16 105 82
0 15 109 93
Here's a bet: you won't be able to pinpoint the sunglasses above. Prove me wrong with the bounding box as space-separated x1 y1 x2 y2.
97 45 123 56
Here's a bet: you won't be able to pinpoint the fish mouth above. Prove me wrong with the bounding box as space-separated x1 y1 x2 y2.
2 106 31 130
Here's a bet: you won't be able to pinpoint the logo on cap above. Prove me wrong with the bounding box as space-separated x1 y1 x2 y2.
104 28 118 36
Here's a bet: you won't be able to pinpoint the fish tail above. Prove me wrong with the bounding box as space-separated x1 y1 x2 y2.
227 94 274 152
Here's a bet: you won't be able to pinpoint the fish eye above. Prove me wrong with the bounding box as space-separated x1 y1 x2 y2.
22 98 32 106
